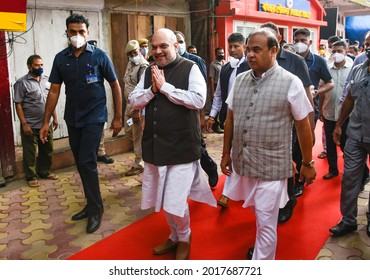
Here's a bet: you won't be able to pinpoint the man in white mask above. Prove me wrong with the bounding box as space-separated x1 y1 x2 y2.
206 33 249 208
123 40 149 176
293 28 334 197
138 38 149 60
318 41 352 180
39 13 123 234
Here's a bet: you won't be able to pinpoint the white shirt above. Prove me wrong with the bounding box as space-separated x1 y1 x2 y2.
340 52 368 103
129 61 216 216
226 69 313 121
209 56 246 118
323 61 352 121
129 64 206 110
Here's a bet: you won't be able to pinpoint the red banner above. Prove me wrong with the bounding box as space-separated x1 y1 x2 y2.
0 0 27 13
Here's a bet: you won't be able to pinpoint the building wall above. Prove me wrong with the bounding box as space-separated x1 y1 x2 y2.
8 0 191 146
8 1 104 146
105 0 191 111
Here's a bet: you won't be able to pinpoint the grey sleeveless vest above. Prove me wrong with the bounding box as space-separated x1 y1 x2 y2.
231 63 295 180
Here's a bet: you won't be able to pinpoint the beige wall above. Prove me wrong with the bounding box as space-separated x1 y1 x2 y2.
8 0 191 146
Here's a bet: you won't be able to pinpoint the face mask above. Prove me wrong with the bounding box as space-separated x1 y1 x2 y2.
141 47 148 56
216 54 224 60
70 35 86 49
31 68 43 76
229 56 239 68
319 49 326 55
178 43 186 56
332 53 345 63
129 56 140 64
294 42 308 54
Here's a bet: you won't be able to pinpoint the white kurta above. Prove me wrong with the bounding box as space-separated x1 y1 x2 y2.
224 69 314 204
129 61 217 218
141 161 217 217
225 171 289 209
223 66 314 260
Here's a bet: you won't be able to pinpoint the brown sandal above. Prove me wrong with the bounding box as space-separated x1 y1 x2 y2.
318 151 327 159
28 179 40 187
217 195 229 208
44 173 59 180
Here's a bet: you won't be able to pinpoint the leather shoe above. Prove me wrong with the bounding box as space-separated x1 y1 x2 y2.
329 221 357 237
317 151 327 159
293 182 304 197
207 164 219 188
97 154 114 164
71 208 88 221
323 172 338 180
278 198 297 224
366 212 370 238
176 234 192 260
153 239 178 255
212 126 224 134
86 213 102 233
246 246 254 260
217 195 229 208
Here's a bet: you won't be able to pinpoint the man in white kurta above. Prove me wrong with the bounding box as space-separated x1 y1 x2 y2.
129 28 216 260
221 28 315 260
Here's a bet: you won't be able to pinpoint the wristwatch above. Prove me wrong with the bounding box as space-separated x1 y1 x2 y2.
302 160 315 168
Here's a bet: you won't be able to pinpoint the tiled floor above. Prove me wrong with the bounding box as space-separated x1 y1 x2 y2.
0 133 369 260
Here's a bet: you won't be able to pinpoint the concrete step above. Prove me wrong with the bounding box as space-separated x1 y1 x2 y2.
14 129 132 180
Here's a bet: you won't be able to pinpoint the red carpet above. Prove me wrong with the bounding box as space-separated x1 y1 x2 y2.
70 126 342 260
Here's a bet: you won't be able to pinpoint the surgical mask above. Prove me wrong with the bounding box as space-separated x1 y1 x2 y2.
332 53 345 63
70 35 86 49
319 49 326 56
216 54 224 60
129 56 140 64
31 67 43 76
141 47 148 56
294 42 308 54
229 56 239 68
178 43 186 56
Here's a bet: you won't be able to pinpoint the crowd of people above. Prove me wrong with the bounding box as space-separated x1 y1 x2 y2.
13 12 370 260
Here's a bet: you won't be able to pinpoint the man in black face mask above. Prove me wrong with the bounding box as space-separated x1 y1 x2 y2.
208 47 225 133
13 55 59 188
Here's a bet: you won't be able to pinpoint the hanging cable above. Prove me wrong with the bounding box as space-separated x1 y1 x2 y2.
0 0 37 60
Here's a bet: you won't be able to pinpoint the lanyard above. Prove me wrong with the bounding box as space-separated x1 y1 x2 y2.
308 54 315 71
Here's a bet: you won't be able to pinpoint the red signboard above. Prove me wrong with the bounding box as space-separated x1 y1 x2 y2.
0 1 27 13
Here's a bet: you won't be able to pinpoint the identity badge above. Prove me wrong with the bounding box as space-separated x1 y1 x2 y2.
86 74 98 84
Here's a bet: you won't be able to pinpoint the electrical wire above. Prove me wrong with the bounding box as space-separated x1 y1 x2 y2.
0 0 37 60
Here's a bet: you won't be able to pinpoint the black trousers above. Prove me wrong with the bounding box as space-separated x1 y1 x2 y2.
323 118 343 174
68 123 104 215
212 112 221 130
286 124 303 201
200 137 217 174
219 102 227 129
286 119 369 202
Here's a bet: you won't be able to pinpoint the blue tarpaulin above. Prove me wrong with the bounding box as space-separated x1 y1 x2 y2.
345 15 370 46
